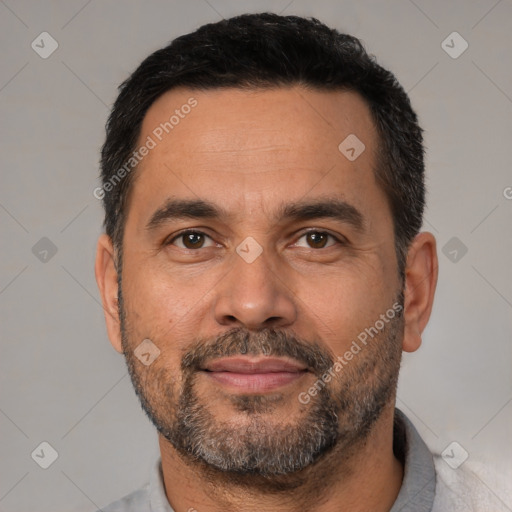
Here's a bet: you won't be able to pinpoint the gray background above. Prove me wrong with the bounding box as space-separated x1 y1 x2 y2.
1 1 511 511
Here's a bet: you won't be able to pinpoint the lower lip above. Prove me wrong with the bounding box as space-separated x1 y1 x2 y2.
203 371 307 392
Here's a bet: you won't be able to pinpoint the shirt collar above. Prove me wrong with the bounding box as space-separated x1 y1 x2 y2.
149 408 436 511
149 458 174 512
390 408 436 511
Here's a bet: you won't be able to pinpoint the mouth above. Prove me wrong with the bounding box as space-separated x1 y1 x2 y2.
200 356 310 392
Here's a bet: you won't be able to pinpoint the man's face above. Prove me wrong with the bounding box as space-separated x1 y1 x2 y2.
117 87 404 476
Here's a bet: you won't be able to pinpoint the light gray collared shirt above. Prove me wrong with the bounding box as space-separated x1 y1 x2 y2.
100 409 437 512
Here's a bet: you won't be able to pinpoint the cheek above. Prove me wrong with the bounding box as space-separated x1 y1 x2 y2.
124 258 187 313
120 241 229 378
301 263 397 354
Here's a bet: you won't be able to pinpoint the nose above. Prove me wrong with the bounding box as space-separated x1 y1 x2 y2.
213 247 297 331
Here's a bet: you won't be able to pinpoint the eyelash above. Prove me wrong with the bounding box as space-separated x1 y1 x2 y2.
166 229 344 250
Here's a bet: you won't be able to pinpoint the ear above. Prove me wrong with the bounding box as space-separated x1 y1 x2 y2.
95 234 123 353
402 232 438 353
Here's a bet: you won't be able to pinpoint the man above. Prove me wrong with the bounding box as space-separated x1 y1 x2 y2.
94 13 487 512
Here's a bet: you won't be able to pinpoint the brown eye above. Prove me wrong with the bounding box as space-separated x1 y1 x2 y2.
295 231 339 249
182 232 204 249
306 232 328 248
169 231 214 250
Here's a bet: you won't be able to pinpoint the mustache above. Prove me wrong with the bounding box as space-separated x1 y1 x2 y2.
181 327 335 376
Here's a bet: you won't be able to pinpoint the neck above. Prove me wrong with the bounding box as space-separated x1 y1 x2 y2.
159 404 403 512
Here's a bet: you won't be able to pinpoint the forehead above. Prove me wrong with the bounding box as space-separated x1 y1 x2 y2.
140 86 377 161
129 86 383 221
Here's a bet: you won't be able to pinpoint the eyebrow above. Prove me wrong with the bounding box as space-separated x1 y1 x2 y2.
145 197 365 232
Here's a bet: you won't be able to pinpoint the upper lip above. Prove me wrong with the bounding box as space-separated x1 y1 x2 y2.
202 357 308 373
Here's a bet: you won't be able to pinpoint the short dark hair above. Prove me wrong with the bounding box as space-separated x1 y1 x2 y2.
100 13 425 275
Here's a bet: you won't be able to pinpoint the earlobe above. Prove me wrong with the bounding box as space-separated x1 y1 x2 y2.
94 234 123 353
402 232 438 353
